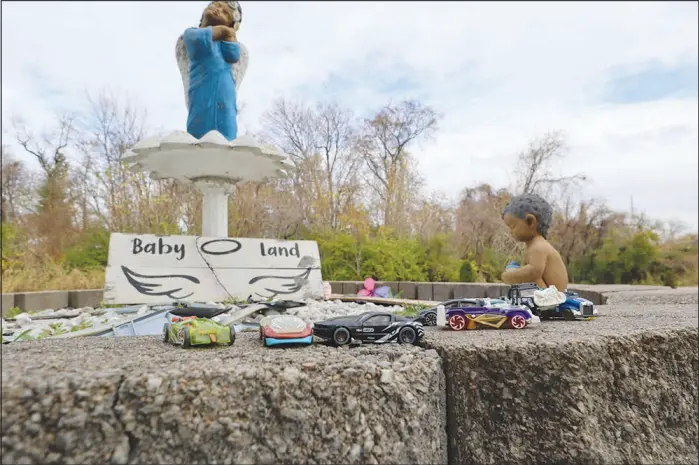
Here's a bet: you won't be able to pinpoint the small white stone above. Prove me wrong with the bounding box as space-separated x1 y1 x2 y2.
15 313 33 328
350 444 362 459
147 375 163 392
281 367 301 384
380 369 394 384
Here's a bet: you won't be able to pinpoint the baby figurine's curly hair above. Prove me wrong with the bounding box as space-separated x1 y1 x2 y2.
200 1 243 30
502 193 553 238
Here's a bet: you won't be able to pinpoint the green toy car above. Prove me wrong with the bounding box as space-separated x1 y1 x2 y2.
163 316 235 348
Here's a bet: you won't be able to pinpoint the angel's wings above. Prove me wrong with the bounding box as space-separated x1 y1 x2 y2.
248 268 313 300
121 265 200 300
175 33 249 110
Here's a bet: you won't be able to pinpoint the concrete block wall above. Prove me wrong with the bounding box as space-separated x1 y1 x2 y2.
332 281 607 305
1 290 104 315
1 293 15 315
0 283 608 315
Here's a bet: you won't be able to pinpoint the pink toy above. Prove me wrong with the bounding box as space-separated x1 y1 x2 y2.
357 278 393 298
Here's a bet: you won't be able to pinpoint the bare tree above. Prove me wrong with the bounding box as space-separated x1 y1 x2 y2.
455 184 515 269
262 98 362 231
12 114 77 258
411 191 455 240
82 90 147 170
662 220 688 241
550 197 611 280
73 91 192 234
358 100 439 228
70 150 96 231
514 131 586 198
76 91 147 224
13 113 74 176
1 146 38 223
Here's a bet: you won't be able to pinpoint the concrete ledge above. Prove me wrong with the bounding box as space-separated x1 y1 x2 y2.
1 335 448 465
14 284 683 309
341 281 361 295
68 290 104 309
1 282 616 313
331 282 607 304
424 304 699 465
329 281 344 295
398 282 417 300
14 291 70 314
1 293 16 315
432 283 454 302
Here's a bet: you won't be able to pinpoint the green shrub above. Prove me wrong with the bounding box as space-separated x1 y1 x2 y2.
64 227 110 270
459 260 478 282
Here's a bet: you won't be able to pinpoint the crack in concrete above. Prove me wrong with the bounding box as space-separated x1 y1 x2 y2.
256 390 283 463
420 343 453 465
111 375 139 464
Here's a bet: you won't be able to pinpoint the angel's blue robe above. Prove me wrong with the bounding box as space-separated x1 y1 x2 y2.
183 26 240 141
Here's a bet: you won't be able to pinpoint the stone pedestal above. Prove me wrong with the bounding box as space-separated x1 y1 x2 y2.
195 180 234 238
122 130 291 238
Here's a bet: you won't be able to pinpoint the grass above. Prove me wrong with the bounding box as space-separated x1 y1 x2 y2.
2 318 95 344
11 328 35 342
37 322 69 339
394 303 431 318
3 307 23 318
70 320 94 332
2 262 104 293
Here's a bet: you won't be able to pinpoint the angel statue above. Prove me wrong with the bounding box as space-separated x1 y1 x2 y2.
176 1 249 141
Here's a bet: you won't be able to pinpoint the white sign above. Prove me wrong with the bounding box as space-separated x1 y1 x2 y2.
104 233 324 304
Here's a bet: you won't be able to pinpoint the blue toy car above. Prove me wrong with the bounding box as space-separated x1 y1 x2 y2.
505 283 597 320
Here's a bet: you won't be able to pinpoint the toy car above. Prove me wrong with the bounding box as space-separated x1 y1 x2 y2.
163 316 235 348
445 301 536 330
313 312 424 346
417 298 510 326
505 283 598 320
259 314 313 347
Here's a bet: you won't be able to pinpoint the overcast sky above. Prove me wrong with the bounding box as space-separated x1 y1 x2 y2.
2 1 698 231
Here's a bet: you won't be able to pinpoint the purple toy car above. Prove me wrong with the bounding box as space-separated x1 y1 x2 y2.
445 300 537 330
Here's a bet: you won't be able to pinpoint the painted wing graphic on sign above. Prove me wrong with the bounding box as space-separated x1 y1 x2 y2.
248 267 313 300
121 266 201 300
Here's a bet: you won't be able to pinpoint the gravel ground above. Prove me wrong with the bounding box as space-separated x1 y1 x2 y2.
423 303 699 465
1 333 447 465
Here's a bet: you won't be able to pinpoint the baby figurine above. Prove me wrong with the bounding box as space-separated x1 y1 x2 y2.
500 193 569 291
176 1 249 141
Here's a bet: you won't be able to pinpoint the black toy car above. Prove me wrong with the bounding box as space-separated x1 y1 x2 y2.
313 312 425 346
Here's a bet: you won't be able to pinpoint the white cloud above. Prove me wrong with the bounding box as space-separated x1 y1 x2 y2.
2 1 697 230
